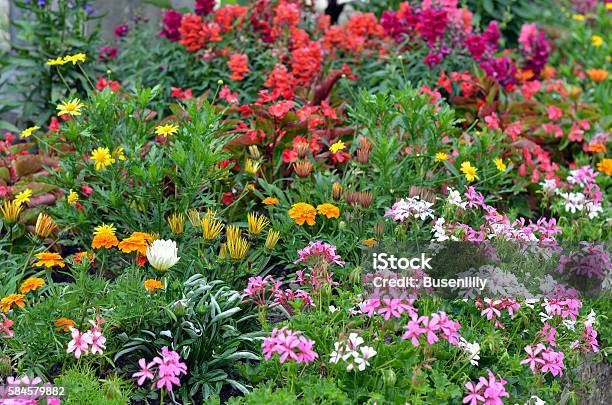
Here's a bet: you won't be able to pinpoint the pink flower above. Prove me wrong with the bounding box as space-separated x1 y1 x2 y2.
66 327 92 359
1 313 14 338
402 317 426 346
296 241 345 267
133 358 155 386
219 85 239 104
463 381 484 405
520 343 546 373
547 106 563 121
88 330 106 355
484 113 500 130
262 327 318 365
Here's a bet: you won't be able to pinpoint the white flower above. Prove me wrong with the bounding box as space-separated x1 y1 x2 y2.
330 342 344 363
526 395 546 405
539 179 557 192
146 239 180 272
432 217 450 242
584 309 596 327
447 187 467 209
539 311 553 323
354 346 377 371
457 337 480 366
562 318 576 331
329 305 338 313
561 192 585 213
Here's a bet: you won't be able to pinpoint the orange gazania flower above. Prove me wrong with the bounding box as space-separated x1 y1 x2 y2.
118 232 153 256
316 203 340 219
362 238 377 247
92 223 119 249
262 197 279 206
597 158 612 176
34 252 65 268
288 202 317 226
144 279 164 292
1 293 26 312
55 317 75 332
587 143 606 153
20 277 45 293
587 68 608 82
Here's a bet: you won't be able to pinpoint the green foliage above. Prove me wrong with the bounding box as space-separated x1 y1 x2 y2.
0 0 102 129
55 365 132 405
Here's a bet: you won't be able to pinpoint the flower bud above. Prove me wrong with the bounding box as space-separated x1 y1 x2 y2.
332 183 343 200
294 161 313 177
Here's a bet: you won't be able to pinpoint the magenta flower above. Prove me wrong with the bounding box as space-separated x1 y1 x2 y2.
133 358 155 386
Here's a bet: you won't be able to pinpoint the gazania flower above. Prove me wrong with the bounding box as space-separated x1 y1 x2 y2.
146 239 180 272
46 57 67 66
118 232 153 256
144 279 164 293
90 147 115 171
587 69 608 82
186 208 201 226
63 53 87 64
155 123 179 137
247 212 269 236
288 202 316 225
244 159 261 175
20 126 40 139
34 252 65 268
34 212 58 238
329 140 346 154
597 159 612 176
1 200 23 223
435 152 449 162
92 223 119 249
56 98 84 116
167 212 185 235
55 317 75 332
494 158 507 172
262 197 279 206
317 203 340 219
226 226 250 260
460 161 479 182
201 209 224 240
14 189 32 206
67 189 79 205
264 230 280 250
362 238 377 247
20 277 45 293
591 35 603 47
1 294 26 312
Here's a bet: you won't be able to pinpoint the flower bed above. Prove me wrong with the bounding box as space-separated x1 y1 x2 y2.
0 0 610 404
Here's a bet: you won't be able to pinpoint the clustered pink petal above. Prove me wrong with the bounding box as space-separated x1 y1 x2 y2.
132 346 187 392
463 369 509 404
262 327 318 365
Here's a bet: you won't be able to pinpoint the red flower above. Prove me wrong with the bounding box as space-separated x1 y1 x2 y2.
49 116 60 133
227 53 250 81
222 191 235 205
81 185 94 196
96 77 121 92
268 100 295 120
214 5 248 32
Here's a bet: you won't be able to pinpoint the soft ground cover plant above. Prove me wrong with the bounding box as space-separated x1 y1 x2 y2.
0 0 610 404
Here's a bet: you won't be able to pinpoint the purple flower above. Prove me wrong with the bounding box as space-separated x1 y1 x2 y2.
195 0 216 16
159 10 182 42
480 56 517 87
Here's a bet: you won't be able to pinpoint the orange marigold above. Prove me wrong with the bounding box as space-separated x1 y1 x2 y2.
92 223 119 249
55 317 75 332
34 252 65 268
144 279 164 293
288 202 316 226
317 203 340 219
118 232 153 256
20 277 45 293
1 293 25 312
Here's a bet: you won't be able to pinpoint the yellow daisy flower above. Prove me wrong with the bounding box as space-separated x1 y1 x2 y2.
20 126 40 139
155 123 179 137
90 147 115 171
56 98 84 116
329 140 346 154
